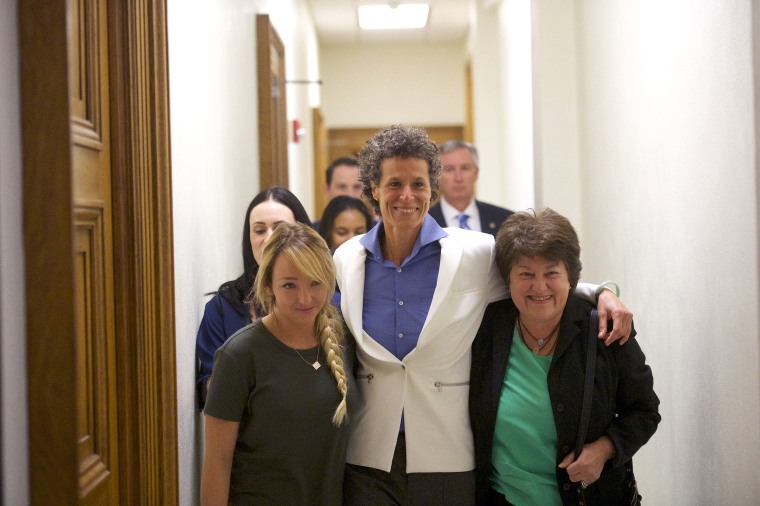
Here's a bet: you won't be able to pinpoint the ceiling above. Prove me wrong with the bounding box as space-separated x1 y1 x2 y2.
305 0 473 45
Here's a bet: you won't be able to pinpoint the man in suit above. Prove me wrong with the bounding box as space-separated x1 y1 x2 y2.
428 140 513 236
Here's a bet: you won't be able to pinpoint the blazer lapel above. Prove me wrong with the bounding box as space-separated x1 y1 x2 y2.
413 234 463 351
339 239 400 363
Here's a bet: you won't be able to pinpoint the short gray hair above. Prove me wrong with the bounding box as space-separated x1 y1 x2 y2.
438 140 479 166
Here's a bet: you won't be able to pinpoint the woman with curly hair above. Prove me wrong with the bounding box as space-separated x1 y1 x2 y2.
333 125 633 505
200 222 355 505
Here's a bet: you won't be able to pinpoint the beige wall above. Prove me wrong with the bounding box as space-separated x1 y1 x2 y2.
471 0 760 503
574 2 759 502
0 1 29 505
320 41 468 128
167 1 320 503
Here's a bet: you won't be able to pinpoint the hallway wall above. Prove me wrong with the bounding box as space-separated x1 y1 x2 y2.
470 0 538 219
0 1 29 504
541 1 759 503
320 40 468 128
580 2 759 502
167 1 319 504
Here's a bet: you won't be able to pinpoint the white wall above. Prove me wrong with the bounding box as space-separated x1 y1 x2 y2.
167 1 319 503
576 2 760 503
268 0 322 210
531 0 584 235
470 1 760 503
319 41 467 128
560 1 758 503
469 0 536 215
469 1 509 210
0 0 29 504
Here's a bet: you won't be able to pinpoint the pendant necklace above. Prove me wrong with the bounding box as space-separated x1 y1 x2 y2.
290 343 321 370
518 315 561 355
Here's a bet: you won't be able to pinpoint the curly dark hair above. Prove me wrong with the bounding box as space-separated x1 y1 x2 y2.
357 125 441 215
495 208 582 290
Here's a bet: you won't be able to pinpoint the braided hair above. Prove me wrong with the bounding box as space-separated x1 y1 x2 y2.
254 222 349 426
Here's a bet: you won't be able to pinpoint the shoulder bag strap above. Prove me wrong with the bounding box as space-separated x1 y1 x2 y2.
574 308 598 459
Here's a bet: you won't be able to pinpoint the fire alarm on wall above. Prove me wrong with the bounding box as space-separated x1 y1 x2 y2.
292 119 306 143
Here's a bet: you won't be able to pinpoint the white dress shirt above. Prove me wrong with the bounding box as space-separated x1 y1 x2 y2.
439 196 481 232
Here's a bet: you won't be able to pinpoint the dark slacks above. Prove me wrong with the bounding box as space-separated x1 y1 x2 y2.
343 433 475 506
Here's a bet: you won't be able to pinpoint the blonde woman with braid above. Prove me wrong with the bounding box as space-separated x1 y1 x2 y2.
201 222 355 506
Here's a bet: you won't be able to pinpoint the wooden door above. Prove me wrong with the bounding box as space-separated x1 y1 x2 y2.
69 0 120 503
19 0 178 503
465 61 474 143
257 14 289 189
312 108 329 219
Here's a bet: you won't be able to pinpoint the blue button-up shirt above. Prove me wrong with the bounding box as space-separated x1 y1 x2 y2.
359 215 448 360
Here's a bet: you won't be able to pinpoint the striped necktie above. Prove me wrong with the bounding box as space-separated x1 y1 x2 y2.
458 213 471 230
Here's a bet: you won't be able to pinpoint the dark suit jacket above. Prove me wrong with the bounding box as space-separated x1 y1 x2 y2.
469 295 660 505
428 199 513 237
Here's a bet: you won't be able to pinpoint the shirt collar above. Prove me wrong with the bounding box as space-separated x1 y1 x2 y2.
439 196 478 226
360 214 447 264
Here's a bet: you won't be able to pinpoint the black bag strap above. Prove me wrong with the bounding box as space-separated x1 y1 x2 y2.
575 308 598 459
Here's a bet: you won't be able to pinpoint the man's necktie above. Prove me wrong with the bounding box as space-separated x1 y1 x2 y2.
458 213 471 230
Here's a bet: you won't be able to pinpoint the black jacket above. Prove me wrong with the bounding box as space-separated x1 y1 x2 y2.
469 295 661 505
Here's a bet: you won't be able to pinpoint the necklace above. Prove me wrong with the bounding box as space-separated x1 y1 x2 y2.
290 344 321 370
517 315 561 355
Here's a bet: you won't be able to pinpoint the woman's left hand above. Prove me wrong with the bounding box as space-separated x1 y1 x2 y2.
558 436 616 487
597 290 633 345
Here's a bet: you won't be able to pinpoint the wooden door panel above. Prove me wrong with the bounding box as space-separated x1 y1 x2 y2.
21 0 178 502
74 205 118 503
312 108 328 218
68 0 104 138
68 0 119 503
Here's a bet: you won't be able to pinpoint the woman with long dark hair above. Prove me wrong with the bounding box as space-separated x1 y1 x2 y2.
318 195 374 252
195 186 311 408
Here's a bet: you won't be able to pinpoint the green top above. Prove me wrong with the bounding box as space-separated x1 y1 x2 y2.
491 326 561 506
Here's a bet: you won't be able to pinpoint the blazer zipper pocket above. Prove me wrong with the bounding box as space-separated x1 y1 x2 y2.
357 373 374 383
434 380 469 392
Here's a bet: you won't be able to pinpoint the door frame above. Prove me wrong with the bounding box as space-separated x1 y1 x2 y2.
256 14 289 189
19 1 178 503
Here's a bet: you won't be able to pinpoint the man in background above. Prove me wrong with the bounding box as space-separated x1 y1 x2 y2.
323 156 363 200
428 140 512 237
313 156 365 229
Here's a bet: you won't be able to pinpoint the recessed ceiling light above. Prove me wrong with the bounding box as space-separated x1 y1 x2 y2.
358 4 430 30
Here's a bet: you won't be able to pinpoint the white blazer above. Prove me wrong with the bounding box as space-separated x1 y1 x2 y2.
334 227 507 473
